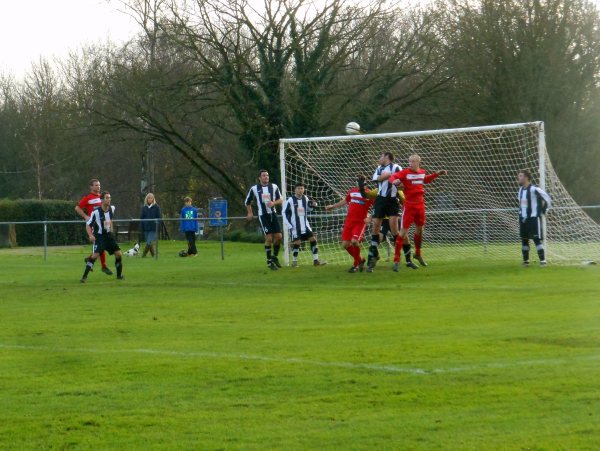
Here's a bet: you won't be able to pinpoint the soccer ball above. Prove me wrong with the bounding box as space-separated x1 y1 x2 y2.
345 121 361 135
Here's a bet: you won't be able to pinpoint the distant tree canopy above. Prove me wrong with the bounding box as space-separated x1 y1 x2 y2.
0 0 599 215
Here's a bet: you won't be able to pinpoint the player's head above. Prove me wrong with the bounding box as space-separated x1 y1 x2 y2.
409 154 421 171
183 196 192 205
518 169 532 186
379 152 394 165
294 183 305 197
100 191 111 206
89 178 100 194
258 169 269 185
145 193 155 205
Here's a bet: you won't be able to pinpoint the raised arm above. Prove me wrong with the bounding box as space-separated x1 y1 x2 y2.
325 198 347 211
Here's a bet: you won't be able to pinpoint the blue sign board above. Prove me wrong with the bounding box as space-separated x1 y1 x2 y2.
209 198 228 227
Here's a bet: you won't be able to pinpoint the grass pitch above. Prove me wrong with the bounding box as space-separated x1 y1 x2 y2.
1 241 599 449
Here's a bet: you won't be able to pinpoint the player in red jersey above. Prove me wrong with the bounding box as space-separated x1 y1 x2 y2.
325 176 376 272
75 178 112 275
389 154 447 269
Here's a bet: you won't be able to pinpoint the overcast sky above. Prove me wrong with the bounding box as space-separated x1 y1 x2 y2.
0 0 137 79
2 0 600 80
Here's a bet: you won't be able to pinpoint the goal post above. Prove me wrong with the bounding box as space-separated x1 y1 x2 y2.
279 121 600 265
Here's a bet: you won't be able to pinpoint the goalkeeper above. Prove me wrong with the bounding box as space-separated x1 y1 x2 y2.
325 176 376 272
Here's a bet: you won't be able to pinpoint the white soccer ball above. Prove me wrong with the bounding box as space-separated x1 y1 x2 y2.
345 121 361 135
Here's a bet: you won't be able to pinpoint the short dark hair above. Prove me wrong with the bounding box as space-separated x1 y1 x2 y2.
383 152 394 162
519 169 532 181
89 178 99 187
100 191 110 200
258 169 269 177
295 182 304 188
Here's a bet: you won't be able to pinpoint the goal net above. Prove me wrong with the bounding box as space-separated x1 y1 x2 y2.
279 121 600 266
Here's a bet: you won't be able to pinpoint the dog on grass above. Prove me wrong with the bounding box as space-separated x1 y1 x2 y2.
124 242 140 257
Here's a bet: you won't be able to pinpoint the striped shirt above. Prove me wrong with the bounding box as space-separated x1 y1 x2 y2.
518 184 551 220
283 195 314 237
372 163 402 198
245 183 282 216
86 205 116 235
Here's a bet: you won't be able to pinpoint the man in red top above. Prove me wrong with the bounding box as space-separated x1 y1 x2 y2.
389 154 447 269
75 178 112 275
325 176 376 272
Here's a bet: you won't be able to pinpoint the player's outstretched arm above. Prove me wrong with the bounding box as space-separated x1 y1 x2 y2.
325 199 346 211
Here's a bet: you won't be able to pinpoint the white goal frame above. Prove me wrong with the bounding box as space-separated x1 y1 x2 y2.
279 121 600 265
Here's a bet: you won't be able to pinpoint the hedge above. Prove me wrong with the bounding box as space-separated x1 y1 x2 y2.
0 199 87 247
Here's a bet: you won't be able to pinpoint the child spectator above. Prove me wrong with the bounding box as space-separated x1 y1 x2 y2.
180 197 199 257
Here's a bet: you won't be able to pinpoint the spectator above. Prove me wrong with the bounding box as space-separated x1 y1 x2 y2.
180 197 199 257
140 193 161 257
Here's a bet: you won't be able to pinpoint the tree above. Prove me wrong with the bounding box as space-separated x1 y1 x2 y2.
165 0 451 176
439 0 600 202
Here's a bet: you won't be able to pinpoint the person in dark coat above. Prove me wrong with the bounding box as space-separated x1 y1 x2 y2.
140 193 162 257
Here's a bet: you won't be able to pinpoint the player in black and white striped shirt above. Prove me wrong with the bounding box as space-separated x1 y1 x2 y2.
80 191 124 282
245 169 284 270
283 183 325 267
366 152 402 272
517 169 551 266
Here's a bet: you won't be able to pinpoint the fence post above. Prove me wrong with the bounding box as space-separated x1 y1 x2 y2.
154 219 159 260
43 221 48 261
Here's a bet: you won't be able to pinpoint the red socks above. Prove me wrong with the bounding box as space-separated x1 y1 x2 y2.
394 235 402 263
346 246 362 266
99 251 107 269
414 233 422 257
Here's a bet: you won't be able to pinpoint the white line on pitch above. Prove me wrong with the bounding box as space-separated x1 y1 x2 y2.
0 343 597 375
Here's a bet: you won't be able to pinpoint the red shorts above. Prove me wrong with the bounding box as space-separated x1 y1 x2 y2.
341 220 367 242
401 203 426 229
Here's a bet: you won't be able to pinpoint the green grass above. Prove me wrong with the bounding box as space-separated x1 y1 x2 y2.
1 241 599 449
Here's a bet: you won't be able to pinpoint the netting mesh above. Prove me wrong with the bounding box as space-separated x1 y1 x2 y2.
280 122 600 266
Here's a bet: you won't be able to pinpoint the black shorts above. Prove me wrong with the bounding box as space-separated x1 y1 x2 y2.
372 196 399 219
92 233 121 255
258 213 282 235
291 230 314 241
520 217 543 240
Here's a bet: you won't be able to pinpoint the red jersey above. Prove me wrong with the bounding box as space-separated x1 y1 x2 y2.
345 187 375 222
388 168 439 206
77 192 102 216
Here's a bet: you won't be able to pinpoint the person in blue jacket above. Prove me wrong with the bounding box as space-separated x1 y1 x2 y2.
180 197 198 257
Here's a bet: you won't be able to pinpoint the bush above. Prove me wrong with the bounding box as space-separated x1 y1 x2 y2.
0 199 86 246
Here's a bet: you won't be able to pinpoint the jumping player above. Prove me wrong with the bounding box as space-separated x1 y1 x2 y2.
389 154 447 270
325 176 376 272
245 169 284 270
283 183 325 267
75 178 112 275
517 169 551 266
80 191 124 283
366 152 402 272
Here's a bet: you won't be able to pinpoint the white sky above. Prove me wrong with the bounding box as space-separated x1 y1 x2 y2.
2 0 600 80
0 0 137 79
